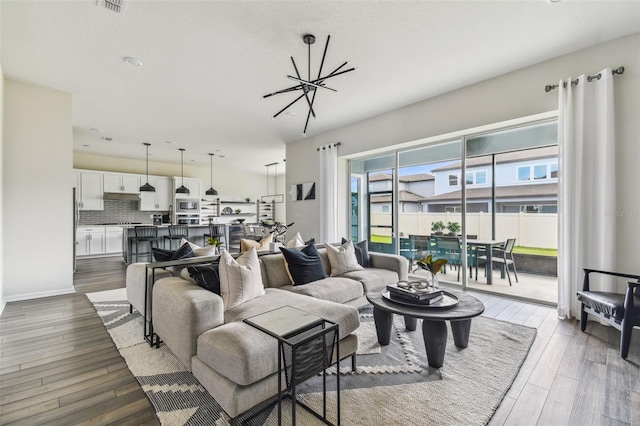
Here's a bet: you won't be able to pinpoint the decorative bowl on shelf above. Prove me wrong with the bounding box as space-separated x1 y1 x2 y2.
235 218 246 224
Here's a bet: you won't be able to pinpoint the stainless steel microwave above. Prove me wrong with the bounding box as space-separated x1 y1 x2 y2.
176 199 200 213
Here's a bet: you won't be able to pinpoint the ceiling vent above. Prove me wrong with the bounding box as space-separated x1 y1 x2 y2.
96 0 127 14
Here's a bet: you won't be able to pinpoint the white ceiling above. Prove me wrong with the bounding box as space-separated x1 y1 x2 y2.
2 1 639 174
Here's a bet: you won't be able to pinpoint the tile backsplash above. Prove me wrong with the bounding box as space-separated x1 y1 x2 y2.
79 200 168 225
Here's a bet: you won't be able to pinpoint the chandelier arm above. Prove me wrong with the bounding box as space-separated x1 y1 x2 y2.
286 75 336 92
290 57 316 118
263 84 304 98
303 89 318 135
317 35 330 80
313 67 355 84
273 93 306 118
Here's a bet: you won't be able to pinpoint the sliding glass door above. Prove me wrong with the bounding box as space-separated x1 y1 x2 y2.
348 118 559 303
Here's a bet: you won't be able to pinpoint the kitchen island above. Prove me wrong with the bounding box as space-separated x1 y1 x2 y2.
122 223 246 264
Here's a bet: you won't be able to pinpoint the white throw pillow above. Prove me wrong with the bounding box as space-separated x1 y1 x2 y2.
324 240 364 276
180 238 217 257
286 232 305 248
219 248 265 310
240 233 273 252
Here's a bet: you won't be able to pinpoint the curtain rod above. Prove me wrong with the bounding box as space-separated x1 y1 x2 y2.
317 142 342 151
544 66 624 92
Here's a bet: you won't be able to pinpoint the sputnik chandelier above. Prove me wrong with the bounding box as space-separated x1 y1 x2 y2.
264 34 355 136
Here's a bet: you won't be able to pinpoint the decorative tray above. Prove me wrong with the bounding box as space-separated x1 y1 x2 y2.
381 289 459 309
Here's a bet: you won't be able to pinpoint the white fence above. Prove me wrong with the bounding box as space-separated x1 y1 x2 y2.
372 212 558 249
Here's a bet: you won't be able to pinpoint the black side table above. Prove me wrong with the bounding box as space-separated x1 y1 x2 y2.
244 306 341 426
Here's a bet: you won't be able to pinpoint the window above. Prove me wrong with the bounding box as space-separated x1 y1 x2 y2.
449 174 458 186
550 163 558 178
517 166 531 181
520 204 558 213
465 170 487 186
534 164 547 180
382 205 390 213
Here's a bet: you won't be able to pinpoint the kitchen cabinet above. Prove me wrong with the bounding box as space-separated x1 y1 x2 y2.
173 177 201 199
75 171 104 210
104 173 140 193
140 177 172 211
105 227 124 253
76 227 106 256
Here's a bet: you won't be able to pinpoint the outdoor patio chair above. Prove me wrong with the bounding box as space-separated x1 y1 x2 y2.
434 237 475 281
577 268 640 359
477 238 518 285
399 237 416 272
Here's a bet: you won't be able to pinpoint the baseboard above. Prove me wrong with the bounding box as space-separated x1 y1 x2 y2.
2 287 76 304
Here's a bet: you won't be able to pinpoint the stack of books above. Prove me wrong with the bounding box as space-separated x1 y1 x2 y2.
386 282 444 305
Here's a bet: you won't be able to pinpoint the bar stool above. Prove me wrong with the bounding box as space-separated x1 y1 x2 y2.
129 226 160 262
203 224 226 250
164 225 189 250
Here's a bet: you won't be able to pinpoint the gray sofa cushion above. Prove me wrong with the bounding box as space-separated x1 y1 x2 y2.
280 277 364 304
223 289 359 339
339 268 400 293
203 288 359 386
197 321 278 386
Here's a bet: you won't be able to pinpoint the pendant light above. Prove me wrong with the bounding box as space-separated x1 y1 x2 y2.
176 148 190 195
139 143 156 192
206 153 218 196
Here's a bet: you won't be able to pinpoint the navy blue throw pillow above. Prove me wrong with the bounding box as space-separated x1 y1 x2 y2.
341 238 370 268
280 239 327 285
188 263 221 294
152 243 195 262
152 247 174 262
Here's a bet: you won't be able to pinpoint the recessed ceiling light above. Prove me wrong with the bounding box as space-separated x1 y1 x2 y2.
101 136 113 142
165 141 175 145
547 0 562 3
91 128 104 133
123 56 143 67
217 154 226 158
285 111 296 117
83 144 92 147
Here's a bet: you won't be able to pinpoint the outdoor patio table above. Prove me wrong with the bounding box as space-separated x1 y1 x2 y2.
467 239 505 285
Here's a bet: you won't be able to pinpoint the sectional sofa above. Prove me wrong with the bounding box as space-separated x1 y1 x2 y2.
127 242 408 421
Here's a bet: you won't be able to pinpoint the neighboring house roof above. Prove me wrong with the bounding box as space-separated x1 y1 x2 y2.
400 173 435 182
425 183 557 202
369 173 393 181
431 145 558 172
369 172 434 182
371 190 428 203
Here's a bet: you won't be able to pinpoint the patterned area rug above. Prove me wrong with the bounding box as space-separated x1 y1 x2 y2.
87 288 536 425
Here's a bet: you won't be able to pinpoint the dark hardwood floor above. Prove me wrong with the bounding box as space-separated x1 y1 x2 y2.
0 257 159 425
1 256 638 425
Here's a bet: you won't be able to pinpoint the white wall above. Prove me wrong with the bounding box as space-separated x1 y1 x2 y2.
0 64 5 313
286 33 640 274
3 80 74 301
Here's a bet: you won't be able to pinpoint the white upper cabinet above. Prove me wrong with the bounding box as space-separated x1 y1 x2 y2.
140 177 172 211
104 173 141 193
173 177 202 199
78 171 104 210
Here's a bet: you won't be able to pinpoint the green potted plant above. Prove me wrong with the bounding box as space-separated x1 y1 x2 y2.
234 208 242 214
245 197 251 203
431 221 445 235
446 221 461 236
